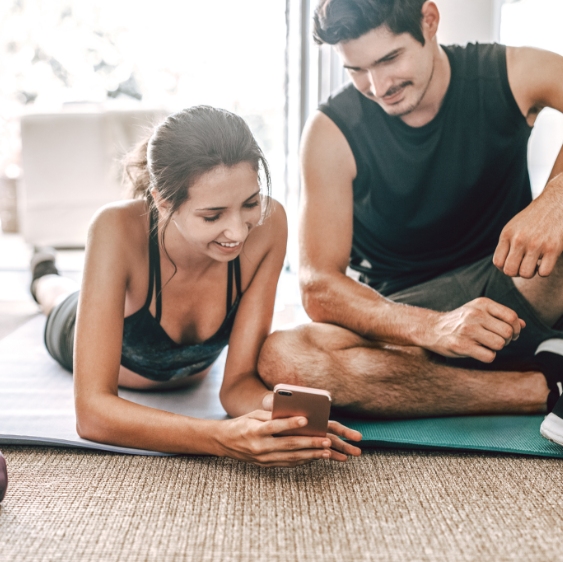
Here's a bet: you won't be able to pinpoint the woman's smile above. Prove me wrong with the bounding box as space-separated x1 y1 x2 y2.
213 240 243 254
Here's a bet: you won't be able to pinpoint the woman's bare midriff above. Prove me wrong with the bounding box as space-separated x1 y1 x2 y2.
118 363 211 390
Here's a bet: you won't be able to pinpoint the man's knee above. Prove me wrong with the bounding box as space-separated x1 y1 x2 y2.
257 322 367 389
258 327 312 388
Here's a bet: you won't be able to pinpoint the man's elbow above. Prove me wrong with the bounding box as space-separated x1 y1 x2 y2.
300 273 334 323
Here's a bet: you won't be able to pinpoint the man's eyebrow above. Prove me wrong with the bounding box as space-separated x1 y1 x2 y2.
195 190 260 212
343 48 404 70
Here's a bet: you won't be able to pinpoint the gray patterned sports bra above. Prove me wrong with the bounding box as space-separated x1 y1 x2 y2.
120 208 242 382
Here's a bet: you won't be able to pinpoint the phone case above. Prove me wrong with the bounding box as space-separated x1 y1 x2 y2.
272 384 332 437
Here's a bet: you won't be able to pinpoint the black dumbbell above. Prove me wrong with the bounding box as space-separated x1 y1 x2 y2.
0 451 7 502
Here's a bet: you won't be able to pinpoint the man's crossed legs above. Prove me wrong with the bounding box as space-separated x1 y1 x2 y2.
258 256 563 434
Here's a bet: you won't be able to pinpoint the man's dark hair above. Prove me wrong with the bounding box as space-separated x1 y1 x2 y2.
313 0 427 46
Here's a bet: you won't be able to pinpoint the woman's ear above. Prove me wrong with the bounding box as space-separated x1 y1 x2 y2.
151 188 171 216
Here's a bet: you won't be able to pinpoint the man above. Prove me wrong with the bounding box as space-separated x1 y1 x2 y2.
258 0 563 446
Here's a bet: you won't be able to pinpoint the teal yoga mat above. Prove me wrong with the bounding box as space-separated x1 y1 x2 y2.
338 415 563 458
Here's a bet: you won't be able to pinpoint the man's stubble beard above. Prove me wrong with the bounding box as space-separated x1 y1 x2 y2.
387 61 436 118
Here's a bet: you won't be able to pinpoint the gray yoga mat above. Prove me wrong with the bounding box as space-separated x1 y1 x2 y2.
0 315 227 456
1 316 563 458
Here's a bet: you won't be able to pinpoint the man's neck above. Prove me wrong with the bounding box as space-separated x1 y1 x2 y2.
400 44 451 128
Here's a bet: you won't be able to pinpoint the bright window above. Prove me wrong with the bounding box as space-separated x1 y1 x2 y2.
500 0 563 197
0 0 287 201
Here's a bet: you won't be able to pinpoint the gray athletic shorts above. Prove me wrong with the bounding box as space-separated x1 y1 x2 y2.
384 255 563 370
44 290 79 372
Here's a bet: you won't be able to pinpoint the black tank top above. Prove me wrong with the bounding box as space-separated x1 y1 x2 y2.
120 208 242 382
318 43 532 296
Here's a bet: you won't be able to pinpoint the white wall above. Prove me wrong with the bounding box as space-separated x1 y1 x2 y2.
437 0 503 45
19 108 167 247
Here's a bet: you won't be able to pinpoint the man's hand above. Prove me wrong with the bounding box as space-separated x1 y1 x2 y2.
425 298 525 363
493 177 563 278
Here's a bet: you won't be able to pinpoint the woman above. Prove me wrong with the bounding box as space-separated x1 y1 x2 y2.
32 106 361 467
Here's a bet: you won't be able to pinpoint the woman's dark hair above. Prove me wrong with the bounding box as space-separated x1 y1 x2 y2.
313 0 426 46
124 105 272 254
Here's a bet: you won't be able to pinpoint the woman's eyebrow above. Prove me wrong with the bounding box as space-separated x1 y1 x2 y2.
244 190 261 202
195 190 261 212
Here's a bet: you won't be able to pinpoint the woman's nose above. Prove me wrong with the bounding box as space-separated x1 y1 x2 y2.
224 213 248 241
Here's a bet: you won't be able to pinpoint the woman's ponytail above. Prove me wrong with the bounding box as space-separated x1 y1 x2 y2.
123 137 151 200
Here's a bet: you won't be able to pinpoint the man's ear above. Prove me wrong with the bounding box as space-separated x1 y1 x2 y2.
421 1 440 43
151 188 171 216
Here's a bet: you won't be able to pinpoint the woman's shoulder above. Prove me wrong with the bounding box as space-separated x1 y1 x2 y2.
87 200 149 259
246 198 287 256
89 200 148 237
239 198 287 287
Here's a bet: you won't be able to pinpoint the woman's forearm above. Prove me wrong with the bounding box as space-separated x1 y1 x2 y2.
76 393 225 455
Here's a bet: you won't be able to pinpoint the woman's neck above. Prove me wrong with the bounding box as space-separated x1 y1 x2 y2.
158 220 220 279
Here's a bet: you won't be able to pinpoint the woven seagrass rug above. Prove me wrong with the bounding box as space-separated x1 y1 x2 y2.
1 446 562 562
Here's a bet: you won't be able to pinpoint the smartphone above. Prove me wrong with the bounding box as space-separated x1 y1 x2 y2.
272 383 332 437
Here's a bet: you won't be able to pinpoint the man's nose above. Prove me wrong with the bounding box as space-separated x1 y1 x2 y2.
368 69 391 98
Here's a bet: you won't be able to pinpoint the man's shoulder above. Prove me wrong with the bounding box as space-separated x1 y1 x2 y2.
444 42 507 80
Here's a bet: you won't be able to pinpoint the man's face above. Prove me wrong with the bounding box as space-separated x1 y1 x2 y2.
336 25 435 118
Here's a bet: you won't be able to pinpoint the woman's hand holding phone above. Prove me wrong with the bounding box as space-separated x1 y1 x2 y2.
215 409 362 468
271 384 362 462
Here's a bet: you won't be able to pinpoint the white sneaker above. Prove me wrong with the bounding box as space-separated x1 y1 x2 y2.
540 394 563 446
536 339 563 447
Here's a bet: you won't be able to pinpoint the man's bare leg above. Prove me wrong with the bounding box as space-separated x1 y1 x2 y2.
512 257 563 327
258 322 549 418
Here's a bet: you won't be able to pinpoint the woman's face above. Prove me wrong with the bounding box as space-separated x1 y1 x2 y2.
165 162 262 261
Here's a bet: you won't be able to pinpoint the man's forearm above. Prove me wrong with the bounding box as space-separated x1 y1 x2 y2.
301 269 437 346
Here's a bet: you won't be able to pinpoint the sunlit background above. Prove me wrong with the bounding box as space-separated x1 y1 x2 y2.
1 0 563 337
0 0 287 210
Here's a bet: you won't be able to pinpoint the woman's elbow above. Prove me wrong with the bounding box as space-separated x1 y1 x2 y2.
75 405 108 443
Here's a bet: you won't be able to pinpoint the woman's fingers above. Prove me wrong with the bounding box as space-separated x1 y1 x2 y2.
325 432 362 458
244 415 362 465
254 447 331 466
327 420 362 442
327 449 348 462
260 415 308 436
247 409 272 422
274 435 332 452
324 421 362 461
